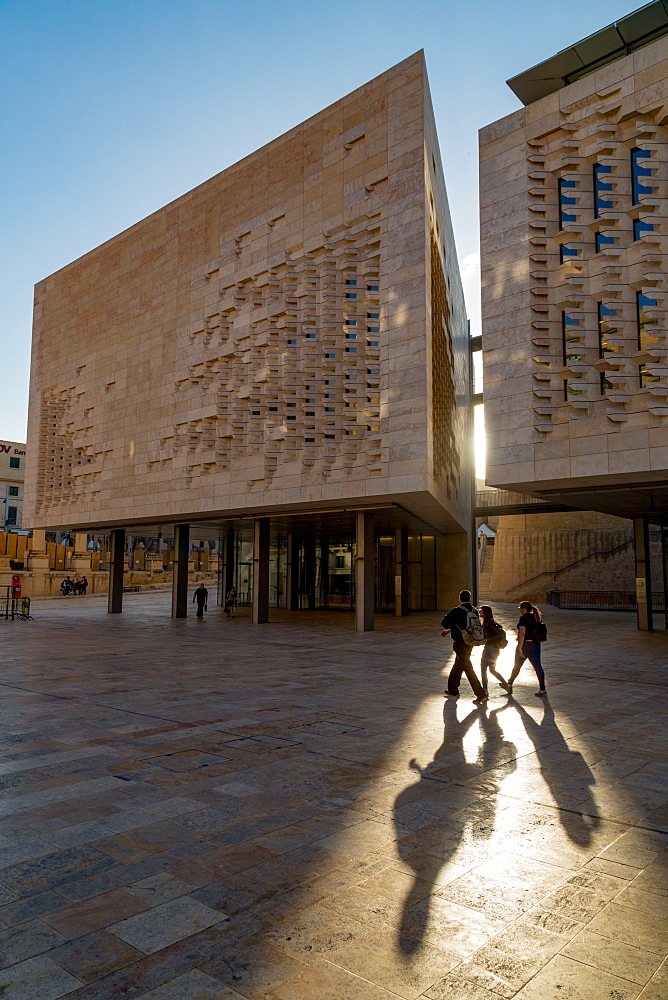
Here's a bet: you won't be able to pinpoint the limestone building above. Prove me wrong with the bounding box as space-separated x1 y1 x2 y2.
479 2 668 627
0 440 26 529
25 53 473 626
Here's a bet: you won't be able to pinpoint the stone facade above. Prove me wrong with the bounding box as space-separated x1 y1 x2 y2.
480 35 668 497
25 54 471 553
0 440 25 529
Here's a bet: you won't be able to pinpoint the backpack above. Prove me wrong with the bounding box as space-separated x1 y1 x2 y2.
534 622 547 643
487 624 508 650
462 609 486 647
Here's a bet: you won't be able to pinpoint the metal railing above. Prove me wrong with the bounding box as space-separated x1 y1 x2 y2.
1 587 32 620
548 590 665 612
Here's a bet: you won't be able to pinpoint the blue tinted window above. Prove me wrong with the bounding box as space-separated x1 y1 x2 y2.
559 245 579 264
631 149 652 204
633 218 654 240
9 458 19 469
595 233 615 253
593 164 613 218
558 178 577 228
637 291 658 352
6 507 17 525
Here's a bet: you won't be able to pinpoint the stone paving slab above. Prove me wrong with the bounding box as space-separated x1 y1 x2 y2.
0 593 666 998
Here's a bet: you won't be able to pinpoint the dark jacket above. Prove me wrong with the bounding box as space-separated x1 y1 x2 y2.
441 603 475 643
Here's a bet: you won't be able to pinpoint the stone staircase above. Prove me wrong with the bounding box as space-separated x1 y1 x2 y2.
478 545 494 598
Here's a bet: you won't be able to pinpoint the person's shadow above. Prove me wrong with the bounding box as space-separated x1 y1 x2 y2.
393 700 518 954
508 697 599 846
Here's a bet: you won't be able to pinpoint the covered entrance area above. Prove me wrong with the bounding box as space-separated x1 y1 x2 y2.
100 503 467 632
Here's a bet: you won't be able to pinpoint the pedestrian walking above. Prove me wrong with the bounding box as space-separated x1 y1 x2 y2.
503 601 547 697
193 583 208 619
224 586 236 618
440 590 488 704
478 605 508 695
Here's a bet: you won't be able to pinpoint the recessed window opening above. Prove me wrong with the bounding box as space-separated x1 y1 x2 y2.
558 178 577 228
631 148 653 204
560 245 579 264
593 164 613 217
595 232 615 253
562 311 582 364
598 303 619 359
633 218 654 240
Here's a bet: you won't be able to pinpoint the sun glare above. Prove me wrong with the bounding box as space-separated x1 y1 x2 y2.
474 403 486 480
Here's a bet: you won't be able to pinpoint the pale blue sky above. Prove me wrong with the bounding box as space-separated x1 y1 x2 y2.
1 0 634 442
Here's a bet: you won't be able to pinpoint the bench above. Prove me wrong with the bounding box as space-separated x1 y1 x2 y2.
122 585 141 593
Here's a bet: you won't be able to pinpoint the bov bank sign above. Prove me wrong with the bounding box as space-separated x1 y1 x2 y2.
0 444 25 456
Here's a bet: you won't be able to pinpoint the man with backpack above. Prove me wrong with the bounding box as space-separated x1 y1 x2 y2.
440 590 488 704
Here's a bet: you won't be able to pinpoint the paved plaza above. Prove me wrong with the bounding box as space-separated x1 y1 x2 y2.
0 595 666 999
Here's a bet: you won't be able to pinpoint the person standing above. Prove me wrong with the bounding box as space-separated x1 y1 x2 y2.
80 575 88 595
440 590 487 704
224 585 236 618
503 601 547 697
193 582 208 619
478 605 508 695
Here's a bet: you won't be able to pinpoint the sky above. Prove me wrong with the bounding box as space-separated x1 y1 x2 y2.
0 0 636 443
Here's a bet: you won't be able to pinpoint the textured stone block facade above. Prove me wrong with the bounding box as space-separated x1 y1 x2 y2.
25 53 470 535
480 36 668 495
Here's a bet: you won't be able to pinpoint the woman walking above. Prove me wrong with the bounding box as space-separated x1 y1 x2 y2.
478 605 508 695
503 601 547 697
224 586 237 618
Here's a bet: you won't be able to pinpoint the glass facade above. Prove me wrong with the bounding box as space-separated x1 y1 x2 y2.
218 525 437 613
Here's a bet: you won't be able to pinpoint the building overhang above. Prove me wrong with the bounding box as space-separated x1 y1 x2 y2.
508 1 668 106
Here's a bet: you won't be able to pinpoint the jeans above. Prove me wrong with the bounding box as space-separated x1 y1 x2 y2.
480 643 505 691
509 640 545 689
447 641 486 699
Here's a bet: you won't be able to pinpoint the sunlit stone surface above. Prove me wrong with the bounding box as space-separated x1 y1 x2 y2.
0 594 666 998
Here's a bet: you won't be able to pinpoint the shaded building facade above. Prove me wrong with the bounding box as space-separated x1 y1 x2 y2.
479 3 668 627
25 53 473 627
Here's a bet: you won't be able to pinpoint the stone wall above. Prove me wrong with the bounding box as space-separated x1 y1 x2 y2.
483 511 663 603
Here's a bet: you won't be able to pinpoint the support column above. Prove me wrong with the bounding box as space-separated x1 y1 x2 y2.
286 532 300 611
320 533 330 609
73 532 90 575
171 523 189 619
252 517 270 624
633 516 653 631
436 531 469 611
395 527 409 617
355 511 374 632
108 528 125 614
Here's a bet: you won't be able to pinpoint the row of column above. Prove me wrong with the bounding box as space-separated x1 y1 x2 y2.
108 524 191 618
107 513 411 631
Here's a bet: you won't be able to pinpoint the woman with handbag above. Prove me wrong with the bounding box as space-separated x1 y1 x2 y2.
479 605 508 695
503 601 547 698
